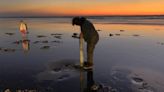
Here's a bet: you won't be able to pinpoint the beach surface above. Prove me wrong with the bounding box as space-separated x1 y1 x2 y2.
0 16 164 92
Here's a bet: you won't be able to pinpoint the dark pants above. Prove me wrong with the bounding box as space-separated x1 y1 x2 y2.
86 33 99 66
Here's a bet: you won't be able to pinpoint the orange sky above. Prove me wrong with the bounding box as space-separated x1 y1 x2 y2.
0 0 164 16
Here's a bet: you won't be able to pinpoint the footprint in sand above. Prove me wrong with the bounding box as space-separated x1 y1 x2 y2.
131 77 155 92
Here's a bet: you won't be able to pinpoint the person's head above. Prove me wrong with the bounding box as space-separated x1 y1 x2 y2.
72 17 86 26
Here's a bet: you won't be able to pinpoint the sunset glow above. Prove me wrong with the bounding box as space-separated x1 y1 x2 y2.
0 0 164 16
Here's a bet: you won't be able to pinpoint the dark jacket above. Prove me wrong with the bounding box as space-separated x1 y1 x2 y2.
80 20 99 45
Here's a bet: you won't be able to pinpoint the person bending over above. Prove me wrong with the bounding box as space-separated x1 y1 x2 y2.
72 17 99 68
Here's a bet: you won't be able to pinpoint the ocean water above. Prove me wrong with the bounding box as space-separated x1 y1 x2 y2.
0 16 164 92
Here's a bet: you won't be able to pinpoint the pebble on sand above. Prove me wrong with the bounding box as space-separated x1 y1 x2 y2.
5 33 15 36
72 33 80 39
120 30 125 32
72 35 80 39
33 41 40 44
132 77 143 83
115 34 121 36
3 48 16 52
58 74 70 80
51 40 61 43
51 33 63 36
109 34 113 37
42 40 48 43
133 34 140 37
161 43 164 45
40 46 50 49
13 41 20 44
54 36 62 39
37 35 47 38
33 40 49 44
157 42 164 45
97 29 102 31
73 33 78 36
53 67 62 72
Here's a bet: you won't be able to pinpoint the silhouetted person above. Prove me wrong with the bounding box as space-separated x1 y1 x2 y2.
72 17 99 68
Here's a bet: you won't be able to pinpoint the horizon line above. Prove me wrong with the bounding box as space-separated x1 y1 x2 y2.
0 15 164 18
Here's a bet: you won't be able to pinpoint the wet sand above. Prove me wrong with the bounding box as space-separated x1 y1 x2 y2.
0 18 164 92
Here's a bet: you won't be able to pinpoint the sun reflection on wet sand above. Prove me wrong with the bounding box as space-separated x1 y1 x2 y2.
0 18 164 91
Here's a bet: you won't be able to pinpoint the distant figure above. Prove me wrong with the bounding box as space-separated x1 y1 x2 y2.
19 20 30 52
20 20 28 35
72 17 99 68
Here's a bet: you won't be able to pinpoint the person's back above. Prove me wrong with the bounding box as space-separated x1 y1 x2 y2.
81 20 99 45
